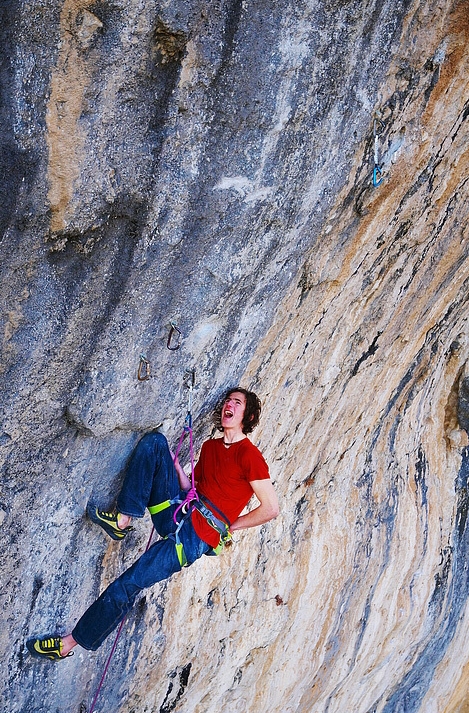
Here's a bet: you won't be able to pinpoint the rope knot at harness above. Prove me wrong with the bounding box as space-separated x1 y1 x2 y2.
174 484 199 522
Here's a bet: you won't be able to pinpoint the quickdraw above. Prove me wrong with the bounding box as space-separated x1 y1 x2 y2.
137 322 182 381
165 369 198 565
373 115 384 188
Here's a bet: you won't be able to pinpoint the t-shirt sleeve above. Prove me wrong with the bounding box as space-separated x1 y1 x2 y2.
241 443 270 482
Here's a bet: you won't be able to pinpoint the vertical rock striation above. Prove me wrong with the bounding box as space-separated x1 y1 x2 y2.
1 0 469 711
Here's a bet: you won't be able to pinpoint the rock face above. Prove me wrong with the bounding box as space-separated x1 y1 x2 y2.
1 0 469 711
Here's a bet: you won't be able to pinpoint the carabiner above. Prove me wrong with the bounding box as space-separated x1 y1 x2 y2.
373 165 383 188
137 354 151 381
167 322 182 351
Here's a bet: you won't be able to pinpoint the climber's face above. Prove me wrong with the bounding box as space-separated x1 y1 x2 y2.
221 391 246 432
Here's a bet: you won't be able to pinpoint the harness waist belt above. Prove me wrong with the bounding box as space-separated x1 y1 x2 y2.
193 497 230 538
147 494 232 562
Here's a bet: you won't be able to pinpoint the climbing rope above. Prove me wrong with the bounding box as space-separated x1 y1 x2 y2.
89 370 195 713
88 525 155 713
172 369 198 525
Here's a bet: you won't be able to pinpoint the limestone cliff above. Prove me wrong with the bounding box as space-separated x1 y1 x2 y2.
1 0 469 711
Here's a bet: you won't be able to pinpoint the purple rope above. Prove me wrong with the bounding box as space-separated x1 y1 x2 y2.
89 423 196 712
88 525 155 713
172 425 199 525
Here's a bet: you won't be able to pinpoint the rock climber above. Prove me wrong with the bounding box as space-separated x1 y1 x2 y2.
27 387 279 660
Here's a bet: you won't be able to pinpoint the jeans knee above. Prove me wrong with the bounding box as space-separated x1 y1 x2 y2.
145 431 167 448
138 431 168 455
154 431 168 447
108 577 139 611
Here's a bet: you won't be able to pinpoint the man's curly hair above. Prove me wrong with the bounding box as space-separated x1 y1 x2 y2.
213 387 262 435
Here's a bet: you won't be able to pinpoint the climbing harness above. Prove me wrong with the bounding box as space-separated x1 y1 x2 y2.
156 368 198 567
373 115 384 187
148 368 231 566
137 354 151 381
192 496 232 556
89 370 230 712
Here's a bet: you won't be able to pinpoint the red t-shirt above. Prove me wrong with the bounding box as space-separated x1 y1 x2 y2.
190 437 270 548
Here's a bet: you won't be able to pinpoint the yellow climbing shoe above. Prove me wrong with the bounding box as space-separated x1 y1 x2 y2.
26 636 73 661
87 505 134 541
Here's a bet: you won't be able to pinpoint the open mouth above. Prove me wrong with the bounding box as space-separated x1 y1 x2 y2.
223 409 233 419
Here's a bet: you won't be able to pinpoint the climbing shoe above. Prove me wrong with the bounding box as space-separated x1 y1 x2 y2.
26 636 73 661
87 505 134 541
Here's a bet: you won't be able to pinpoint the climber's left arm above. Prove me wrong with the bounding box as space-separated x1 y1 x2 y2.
230 479 279 532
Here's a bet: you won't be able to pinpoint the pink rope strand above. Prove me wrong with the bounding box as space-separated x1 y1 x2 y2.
88 525 155 713
89 423 196 712
172 426 199 524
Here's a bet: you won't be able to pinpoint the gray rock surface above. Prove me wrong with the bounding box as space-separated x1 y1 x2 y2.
2 0 469 711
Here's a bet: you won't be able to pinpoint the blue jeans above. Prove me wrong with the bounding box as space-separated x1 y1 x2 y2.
72 432 210 650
